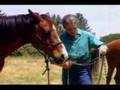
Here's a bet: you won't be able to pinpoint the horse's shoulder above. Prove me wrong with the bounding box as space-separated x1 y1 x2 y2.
108 39 120 44
107 39 120 49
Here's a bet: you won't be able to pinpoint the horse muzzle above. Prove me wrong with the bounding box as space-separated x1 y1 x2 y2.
49 54 68 64
49 55 72 69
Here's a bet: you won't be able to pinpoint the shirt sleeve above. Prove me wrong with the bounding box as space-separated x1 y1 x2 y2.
88 33 104 48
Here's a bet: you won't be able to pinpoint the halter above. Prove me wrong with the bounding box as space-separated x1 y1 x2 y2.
48 41 63 48
35 33 63 50
34 30 66 84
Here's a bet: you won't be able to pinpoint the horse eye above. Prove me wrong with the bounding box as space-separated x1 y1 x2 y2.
45 31 51 36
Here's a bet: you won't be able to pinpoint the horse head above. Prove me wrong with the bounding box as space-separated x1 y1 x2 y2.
28 9 68 65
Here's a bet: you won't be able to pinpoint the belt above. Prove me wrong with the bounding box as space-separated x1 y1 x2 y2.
69 59 94 66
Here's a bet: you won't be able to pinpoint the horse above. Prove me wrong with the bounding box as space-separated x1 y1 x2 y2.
105 39 120 85
91 39 120 85
0 9 68 73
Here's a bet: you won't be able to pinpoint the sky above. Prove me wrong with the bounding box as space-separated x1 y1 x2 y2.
0 5 120 39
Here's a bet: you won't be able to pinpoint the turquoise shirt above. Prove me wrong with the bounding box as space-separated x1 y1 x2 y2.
60 28 104 63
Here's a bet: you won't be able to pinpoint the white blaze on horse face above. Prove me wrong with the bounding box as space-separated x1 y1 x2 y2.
61 44 69 60
53 43 68 60
52 25 61 41
52 24 56 30
52 24 68 60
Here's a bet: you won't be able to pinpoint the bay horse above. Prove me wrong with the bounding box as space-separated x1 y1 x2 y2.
105 39 120 85
0 9 68 73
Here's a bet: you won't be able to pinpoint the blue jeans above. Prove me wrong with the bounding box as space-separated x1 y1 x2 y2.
62 64 92 85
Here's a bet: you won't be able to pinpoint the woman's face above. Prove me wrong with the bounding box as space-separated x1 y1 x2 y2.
64 18 77 37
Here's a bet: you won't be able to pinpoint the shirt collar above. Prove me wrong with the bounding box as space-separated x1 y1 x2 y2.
76 28 82 35
65 28 82 39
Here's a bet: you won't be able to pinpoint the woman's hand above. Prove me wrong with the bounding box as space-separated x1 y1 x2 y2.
99 45 108 55
58 60 72 69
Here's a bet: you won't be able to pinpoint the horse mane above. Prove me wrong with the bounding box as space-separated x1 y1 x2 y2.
0 14 35 43
0 13 52 43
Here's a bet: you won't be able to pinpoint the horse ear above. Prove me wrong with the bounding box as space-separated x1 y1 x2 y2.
45 12 50 17
28 9 44 22
28 9 33 14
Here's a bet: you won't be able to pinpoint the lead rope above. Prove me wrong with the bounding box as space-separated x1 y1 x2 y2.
67 60 70 85
97 53 105 84
66 53 105 85
22 44 50 84
37 49 50 85
103 55 107 84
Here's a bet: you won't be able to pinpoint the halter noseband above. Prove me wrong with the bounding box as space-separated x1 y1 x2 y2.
35 33 63 49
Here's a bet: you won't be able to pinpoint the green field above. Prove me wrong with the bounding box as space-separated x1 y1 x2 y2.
0 56 115 85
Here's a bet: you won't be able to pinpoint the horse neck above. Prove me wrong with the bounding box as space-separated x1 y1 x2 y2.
0 37 26 58
0 14 36 58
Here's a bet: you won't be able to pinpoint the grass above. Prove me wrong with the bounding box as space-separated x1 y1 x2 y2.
0 56 62 85
0 56 116 85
